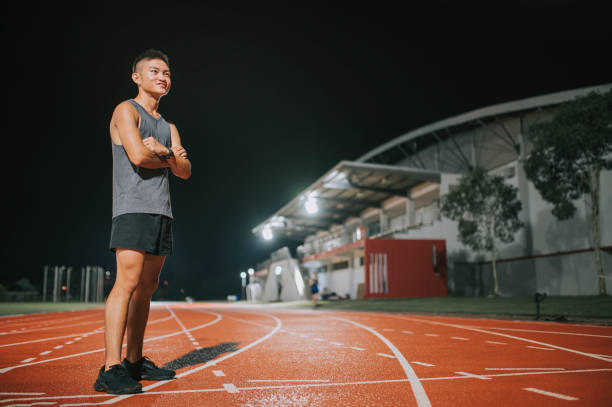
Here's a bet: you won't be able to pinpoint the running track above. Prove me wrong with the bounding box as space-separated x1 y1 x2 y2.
1 302 611 406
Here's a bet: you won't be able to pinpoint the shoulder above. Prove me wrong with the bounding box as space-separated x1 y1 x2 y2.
112 101 139 122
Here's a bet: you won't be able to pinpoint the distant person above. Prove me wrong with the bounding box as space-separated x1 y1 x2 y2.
309 272 319 308
95 49 191 394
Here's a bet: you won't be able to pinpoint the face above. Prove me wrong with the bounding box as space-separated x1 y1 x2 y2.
132 58 171 96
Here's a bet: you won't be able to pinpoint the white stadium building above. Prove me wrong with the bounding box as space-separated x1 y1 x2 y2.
250 84 612 301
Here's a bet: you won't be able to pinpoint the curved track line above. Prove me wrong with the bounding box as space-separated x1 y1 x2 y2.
467 326 612 338
392 315 612 363
65 310 283 406
0 316 174 348
0 311 222 374
332 316 431 407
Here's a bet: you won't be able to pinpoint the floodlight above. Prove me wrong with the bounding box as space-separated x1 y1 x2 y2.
262 226 273 240
240 271 246 279
248 268 254 275
305 197 318 214
275 266 282 275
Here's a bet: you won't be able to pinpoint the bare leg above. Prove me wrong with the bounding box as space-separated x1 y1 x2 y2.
104 249 146 370
125 254 165 363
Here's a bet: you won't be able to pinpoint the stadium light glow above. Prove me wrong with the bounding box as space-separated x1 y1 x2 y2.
275 266 282 275
262 226 273 240
305 196 318 214
240 271 247 279
247 268 254 275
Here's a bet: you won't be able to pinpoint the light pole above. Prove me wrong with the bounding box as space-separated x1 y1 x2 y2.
240 271 247 301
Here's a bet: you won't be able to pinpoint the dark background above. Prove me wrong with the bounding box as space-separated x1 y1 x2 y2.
5 1 611 299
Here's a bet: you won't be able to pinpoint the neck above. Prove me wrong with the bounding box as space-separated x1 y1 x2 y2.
134 91 161 115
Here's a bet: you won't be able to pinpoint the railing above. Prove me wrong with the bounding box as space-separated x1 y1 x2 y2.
297 203 441 259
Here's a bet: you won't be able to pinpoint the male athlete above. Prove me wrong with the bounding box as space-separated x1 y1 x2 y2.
94 49 191 394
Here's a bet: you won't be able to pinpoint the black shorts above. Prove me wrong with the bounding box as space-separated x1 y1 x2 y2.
109 213 173 256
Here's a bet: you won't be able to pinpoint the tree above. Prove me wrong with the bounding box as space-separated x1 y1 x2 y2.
441 167 524 296
524 89 612 295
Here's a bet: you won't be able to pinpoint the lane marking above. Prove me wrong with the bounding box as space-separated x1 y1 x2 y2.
349 346 366 351
39 351 51 356
382 329 394 332
470 326 612 338
523 387 579 401
248 379 330 382
393 315 612 363
424 334 438 337
53 346 63 350
166 305 194 347
485 341 506 345
92 311 283 405
0 393 46 396
451 337 469 341
0 311 223 374
332 316 431 407
455 371 491 380
222 383 239 394
313 338 325 342
5 402 57 406
485 368 565 371
20 358 36 363
377 353 396 359
6 369 611 405
330 342 343 346
212 370 225 377
402 331 413 334
527 346 555 351
412 361 435 367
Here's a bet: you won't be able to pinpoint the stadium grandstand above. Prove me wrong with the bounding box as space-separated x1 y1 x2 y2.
250 84 612 302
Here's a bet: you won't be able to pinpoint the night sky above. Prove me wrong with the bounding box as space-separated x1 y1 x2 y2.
7 2 612 299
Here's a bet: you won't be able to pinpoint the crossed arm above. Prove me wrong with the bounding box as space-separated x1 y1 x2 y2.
112 102 191 179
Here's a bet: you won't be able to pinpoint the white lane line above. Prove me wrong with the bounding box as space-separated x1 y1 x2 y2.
377 353 396 359
20 358 36 363
451 337 469 341
527 346 555 351
470 326 612 339
5 402 57 406
412 361 435 367
523 387 579 401
73 338 82 341
485 368 565 371
91 312 283 405
333 316 431 407
0 320 104 336
0 312 223 374
7 369 611 405
394 316 612 364
39 351 51 356
53 346 63 350
485 341 506 345
313 338 325 342
0 392 46 395
212 370 225 377
382 329 394 332
455 371 491 380
166 305 194 347
248 379 330 382
349 346 366 351
64 342 73 345
424 334 438 337
222 383 239 394
402 331 413 334
330 342 343 346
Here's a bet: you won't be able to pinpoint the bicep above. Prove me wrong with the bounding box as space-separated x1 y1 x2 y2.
169 124 183 148
114 104 146 162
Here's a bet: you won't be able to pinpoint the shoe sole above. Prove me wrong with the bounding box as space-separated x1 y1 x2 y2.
140 374 176 381
94 380 142 394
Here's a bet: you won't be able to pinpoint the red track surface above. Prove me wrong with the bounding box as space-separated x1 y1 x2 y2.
1 303 611 406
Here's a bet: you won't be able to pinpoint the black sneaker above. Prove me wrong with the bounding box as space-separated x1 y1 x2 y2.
122 356 176 381
93 364 142 394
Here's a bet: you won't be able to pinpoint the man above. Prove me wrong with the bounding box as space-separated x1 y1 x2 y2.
94 49 191 394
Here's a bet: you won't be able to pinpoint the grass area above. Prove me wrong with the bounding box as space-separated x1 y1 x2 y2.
0 302 104 316
297 296 612 319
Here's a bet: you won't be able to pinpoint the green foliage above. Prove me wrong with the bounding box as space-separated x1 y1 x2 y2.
524 90 612 219
15 277 37 292
441 167 523 253
0 284 7 301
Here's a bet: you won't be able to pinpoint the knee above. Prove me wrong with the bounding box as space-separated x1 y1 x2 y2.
139 277 159 295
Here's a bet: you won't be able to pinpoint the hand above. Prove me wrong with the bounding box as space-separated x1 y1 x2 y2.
171 145 188 158
142 137 169 155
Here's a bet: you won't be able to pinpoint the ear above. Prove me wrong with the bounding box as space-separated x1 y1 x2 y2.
131 72 141 85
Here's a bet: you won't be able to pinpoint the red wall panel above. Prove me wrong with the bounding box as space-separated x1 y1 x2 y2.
364 239 447 298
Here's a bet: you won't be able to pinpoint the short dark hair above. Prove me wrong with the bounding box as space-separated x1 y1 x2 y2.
132 49 170 73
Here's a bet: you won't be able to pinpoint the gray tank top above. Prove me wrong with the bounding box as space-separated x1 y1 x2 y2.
111 99 173 219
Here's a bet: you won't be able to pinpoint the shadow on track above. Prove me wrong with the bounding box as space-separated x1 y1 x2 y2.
163 342 239 370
